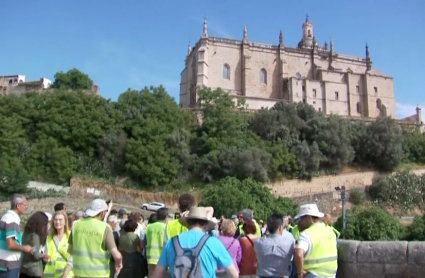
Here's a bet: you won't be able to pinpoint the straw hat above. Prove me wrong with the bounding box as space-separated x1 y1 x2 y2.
180 207 216 230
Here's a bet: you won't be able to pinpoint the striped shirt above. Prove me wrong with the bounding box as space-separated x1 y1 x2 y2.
0 210 22 270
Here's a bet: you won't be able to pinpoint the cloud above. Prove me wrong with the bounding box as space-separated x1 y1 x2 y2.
396 102 422 119
190 17 232 38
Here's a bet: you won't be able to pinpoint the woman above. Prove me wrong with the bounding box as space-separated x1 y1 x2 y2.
217 219 241 278
20 212 49 278
118 219 143 278
44 210 73 278
238 220 258 278
323 213 341 238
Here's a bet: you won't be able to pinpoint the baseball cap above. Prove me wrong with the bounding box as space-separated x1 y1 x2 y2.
75 210 85 219
85 199 108 217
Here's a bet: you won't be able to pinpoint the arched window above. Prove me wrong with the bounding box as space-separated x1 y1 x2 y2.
356 102 361 114
260 69 267 84
223 64 230 80
376 98 382 109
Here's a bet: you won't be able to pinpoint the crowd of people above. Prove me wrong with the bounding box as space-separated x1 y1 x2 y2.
0 193 339 278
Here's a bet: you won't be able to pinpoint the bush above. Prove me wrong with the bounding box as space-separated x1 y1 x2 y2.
349 187 365 205
405 215 425 241
334 206 402 241
198 177 298 220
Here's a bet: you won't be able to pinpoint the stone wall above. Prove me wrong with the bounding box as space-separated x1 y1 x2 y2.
267 168 425 198
28 181 70 193
69 178 180 208
337 240 425 278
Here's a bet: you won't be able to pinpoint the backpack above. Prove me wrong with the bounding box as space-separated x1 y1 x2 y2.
172 234 210 278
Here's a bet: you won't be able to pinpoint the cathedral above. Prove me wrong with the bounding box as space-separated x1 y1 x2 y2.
179 16 396 119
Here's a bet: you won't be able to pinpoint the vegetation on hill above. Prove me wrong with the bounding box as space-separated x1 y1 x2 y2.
1 68 425 196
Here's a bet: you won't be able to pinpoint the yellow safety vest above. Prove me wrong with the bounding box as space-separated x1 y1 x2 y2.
239 222 262 237
292 225 300 240
166 219 188 239
303 223 338 277
145 222 166 265
72 218 111 278
44 233 73 278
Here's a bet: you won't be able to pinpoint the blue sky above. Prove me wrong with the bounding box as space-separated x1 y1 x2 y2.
1 0 424 118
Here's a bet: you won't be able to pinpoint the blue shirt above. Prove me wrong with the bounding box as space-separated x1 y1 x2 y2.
158 228 233 278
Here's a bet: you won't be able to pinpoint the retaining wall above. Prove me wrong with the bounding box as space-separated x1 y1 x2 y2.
337 240 425 278
27 181 69 193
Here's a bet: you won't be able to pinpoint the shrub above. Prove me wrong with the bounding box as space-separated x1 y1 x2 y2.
334 206 402 241
349 187 365 205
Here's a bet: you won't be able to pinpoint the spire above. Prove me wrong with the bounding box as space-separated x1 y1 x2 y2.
306 13 309 22
243 25 248 43
279 30 284 45
202 18 208 38
187 42 191 55
324 41 328 51
366 43 372 71
330 40 335 55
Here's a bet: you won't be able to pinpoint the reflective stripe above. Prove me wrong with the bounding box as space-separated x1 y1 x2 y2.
73 249 110 258
304 255 338 264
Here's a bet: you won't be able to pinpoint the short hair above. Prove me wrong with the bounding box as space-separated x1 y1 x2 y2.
242 220 257 235
241 209 254 221
10 194 25 209
54 203 65 211
109 209 118 216
156 208 168 221
220 219 236 237
122 219 138 232
178 194 195 212
267 213 284 234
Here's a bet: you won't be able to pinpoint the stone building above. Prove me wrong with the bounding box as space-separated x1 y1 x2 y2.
0 74 99 96
179 16 396 119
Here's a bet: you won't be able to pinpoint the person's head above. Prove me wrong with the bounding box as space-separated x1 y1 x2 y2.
157 208 168 222
51 210 69 235
231 215 238 225
148 213 158 224
75 210 85 220
118 208 128 219
122 219 138 233
109 209 118 216
25 211 49 245
267 213 284 235
11 194 28 215
108 215 118 229
259 219 264 228
182 207 215 231
294 204 324 232
178 193 195 213
239 209 254 224
323 213 333 226
130 212 144 224
174 212 181 219
242 219 257 235
85 199 108 220
220 219 236 237
288 216 292 225
54 202 66 212
282 216 289 229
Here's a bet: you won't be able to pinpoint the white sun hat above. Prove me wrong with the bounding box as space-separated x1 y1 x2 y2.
294 204 324 220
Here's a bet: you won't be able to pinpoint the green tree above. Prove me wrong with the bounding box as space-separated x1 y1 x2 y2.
51 68 93 90
334 206 402 241
199 177 298 220
0 155 29 195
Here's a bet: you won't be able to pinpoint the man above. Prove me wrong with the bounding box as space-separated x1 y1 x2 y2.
145 207 168 278
0 194 32 278
254 213 294 278
163 193 214 242
294 204 338 278
64 199 123 278
234 209 261 238
152 207 238 278
54 202 66 212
